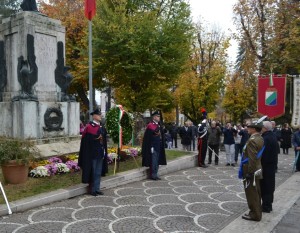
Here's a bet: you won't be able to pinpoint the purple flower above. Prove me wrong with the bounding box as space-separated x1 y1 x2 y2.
48 157 62 164
45 163 58 176
65 160 80 172
129 148 138 157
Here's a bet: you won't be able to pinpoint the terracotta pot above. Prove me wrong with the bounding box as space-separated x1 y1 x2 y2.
1 161 29 184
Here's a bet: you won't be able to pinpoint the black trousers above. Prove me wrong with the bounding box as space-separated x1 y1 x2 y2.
172 136 177 148
260 165 276 211
208 144 219 164
198 138 207 166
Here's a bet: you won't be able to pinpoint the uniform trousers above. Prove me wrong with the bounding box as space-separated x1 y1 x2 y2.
198 138 207 166
151 150 160 179
91 157 103 193
244 178 262 221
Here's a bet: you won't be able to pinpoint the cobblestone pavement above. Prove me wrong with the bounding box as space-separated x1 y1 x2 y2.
0 152 295 233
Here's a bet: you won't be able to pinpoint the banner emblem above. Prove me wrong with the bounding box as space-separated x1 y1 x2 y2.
257 75 286 118
265 89 277 106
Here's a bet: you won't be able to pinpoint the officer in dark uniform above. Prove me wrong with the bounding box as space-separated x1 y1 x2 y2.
241 120 264 221
78 109 107 196
142 111 167 180
197 119 208 167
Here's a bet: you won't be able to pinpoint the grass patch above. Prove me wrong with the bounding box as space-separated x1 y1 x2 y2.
0 150 192 204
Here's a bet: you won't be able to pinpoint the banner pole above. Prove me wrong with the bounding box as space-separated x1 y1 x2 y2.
88 20 93 120
0 182 12 215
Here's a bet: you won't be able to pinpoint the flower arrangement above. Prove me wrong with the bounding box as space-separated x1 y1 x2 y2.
107 146 141 164
29 154 80 178
105 107 133 145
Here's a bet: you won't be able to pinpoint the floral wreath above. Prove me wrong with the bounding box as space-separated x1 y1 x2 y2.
105 106 133 145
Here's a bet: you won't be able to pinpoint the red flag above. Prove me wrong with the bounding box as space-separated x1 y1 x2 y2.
257 75 286 118
85 0 96 21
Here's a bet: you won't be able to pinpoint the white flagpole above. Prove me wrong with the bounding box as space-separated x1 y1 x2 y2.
0 182 12 215
88 20 93 120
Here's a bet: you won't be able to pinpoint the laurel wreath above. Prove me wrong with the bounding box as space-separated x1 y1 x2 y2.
105 107 133 145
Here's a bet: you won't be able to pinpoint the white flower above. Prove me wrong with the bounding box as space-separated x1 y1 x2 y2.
29 166 49 178
56 163 70 173
108 153 118 160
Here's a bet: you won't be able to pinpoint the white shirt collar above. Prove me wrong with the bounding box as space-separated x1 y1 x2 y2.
93 120 100 125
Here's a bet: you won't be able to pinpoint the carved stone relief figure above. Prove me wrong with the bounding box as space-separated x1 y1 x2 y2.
55 41 75 102
14 34 38 101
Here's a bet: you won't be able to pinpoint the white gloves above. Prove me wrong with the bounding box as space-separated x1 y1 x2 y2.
151 147 154 153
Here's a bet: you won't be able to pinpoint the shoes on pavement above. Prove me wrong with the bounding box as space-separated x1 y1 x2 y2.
241 214 256 221
226 163 230 166
262 208 271 213
199 164 208 168
231 164 235 167
215 162 218 165
150 177 161 180
96 191 104 195
208 162 212 164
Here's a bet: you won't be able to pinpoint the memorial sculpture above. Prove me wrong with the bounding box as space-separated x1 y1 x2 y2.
0 41 7 102
20 0 38 12
14 34 38 101
55 41 76 102
0 11 80 139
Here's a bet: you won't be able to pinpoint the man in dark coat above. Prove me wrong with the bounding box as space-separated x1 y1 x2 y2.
179 121 192 151
260 121 278 213
142 111 167 180
271 121 280 171
78 109 107 196
207 121 222 165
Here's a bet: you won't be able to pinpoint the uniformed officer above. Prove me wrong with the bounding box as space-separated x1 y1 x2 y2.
142 111 167 180
241 120 264 221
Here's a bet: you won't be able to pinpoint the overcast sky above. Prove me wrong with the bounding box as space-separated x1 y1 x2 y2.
189 0 238 64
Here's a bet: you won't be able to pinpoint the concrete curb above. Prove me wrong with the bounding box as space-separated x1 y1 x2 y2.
219 172 300 233
0 154 197 216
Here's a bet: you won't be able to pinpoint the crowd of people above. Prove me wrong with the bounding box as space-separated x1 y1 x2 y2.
78 109 300 223
166 118 300 222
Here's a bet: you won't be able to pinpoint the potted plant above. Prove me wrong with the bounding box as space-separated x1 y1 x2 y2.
0 137 39 184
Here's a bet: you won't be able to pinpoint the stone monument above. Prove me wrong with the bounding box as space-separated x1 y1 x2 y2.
0 11 80 140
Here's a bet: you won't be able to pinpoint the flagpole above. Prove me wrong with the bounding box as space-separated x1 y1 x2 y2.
88 20 93 119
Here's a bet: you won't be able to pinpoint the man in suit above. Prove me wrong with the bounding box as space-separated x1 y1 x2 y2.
241 121 264 221
260 121 278 213
179 121 192 151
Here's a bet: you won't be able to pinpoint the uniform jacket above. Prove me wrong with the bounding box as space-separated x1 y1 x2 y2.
142 121 167 167
78 121 108 183
242 133 264 179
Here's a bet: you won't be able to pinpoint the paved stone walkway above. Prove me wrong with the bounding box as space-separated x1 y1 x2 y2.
0 151 295 233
